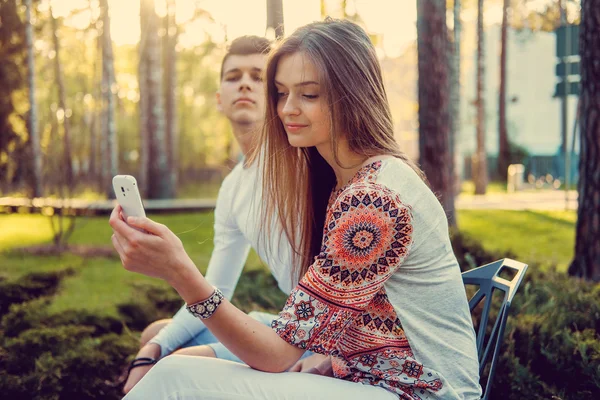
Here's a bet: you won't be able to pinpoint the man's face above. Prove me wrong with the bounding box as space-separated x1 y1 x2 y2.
217 53 266 125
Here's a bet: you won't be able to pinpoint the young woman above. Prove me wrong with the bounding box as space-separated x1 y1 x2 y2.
113 19 482 400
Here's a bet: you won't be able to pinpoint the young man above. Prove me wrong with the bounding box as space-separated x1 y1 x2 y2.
123 36 323 394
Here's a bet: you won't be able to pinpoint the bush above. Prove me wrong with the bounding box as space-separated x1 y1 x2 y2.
116 281 183 331
0 331 137 400
451 230 518 272
492 269 600 399
0 271 156 399
0 269 75 316
452 235 600 400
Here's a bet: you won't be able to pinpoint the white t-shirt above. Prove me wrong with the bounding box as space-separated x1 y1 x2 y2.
149 161 296 358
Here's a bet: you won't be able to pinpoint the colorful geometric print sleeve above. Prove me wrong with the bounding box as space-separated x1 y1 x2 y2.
272 182 414 354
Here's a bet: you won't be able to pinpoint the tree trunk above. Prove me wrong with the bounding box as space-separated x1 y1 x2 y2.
473 0 488 194
100 0 118 198
266 0 284 39
25 0 42 197
569 0 600 281
139 0 149 196
417 0 456 227
142 0 173 199
497 0 510 182
450 0 461 199
89 0 100 186
165 0 178 194
50 6 74 187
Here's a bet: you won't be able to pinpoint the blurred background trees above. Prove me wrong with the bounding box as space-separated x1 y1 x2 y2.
1 0 230 200
0 0 584 200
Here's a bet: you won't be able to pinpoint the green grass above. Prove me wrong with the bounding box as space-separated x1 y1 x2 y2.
0 212 266 317
0 214 58 252
457 209 576 272
0 209 576 318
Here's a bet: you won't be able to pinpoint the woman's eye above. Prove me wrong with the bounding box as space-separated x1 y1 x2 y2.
303 95 318 99
277 92 288 98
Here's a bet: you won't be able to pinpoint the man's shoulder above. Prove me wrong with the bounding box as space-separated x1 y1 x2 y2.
221 162 245 186
217 161 258 201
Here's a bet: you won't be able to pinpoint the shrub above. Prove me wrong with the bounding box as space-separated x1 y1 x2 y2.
0 269 75 315
0 332 137 400
452 236 600 400
492 269 600 399
451 230 518 272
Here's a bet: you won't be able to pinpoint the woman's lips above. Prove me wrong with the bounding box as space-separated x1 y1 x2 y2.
285 124 308 132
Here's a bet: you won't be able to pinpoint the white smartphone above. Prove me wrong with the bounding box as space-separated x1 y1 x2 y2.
112 175 146 221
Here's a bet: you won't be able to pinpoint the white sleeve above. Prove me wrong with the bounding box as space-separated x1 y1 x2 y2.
149 172 251 358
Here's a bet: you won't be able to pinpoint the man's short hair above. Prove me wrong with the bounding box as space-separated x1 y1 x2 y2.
220 36 271 80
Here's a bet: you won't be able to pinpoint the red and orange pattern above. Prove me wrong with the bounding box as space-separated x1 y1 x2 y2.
273 162 444 399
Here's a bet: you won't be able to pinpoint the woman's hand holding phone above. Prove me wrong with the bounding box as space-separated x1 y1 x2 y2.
109 205 200 291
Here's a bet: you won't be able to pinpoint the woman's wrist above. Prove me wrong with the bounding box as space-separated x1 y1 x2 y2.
167 258 214 305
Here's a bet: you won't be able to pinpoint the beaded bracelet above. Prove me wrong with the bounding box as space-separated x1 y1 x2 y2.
186 287 224 319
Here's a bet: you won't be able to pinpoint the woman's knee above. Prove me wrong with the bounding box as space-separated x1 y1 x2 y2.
140 318 172 346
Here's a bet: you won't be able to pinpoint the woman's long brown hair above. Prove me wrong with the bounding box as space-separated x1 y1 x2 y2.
249 19 425 285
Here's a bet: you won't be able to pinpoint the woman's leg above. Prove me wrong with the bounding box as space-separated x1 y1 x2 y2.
124 355 397 400
140 319 172 347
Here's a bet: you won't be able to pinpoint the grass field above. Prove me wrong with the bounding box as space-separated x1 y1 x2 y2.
0 212 267 317
456 209 576 272
0 209 576 318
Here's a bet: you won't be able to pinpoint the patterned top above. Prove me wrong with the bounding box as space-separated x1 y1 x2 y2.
273 159 481 400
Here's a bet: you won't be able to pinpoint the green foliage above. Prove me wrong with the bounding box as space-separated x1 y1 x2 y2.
0 268 75 315
231 269 288 314
117 281 182 331
0 271 145 399
508 141 530 166
451 237 600 400
490 269 600 399
452 216 600 400
0 328 137 400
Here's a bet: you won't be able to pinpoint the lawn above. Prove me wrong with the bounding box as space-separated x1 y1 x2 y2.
456 209 576 272
0 212 268 318
0 208 576 319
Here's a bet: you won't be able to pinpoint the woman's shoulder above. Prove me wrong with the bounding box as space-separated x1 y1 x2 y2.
335 178 412 218
339 158 423 201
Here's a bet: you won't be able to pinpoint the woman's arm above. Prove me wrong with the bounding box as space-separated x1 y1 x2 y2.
110 206 304 373
148 217 251 358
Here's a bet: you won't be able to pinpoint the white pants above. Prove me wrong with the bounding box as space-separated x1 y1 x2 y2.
124 355 398 400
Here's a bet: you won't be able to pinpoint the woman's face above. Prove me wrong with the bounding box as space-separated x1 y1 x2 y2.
274 52 331 149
